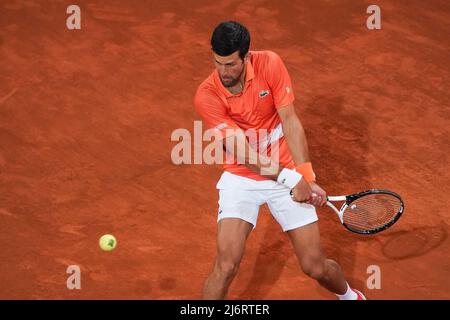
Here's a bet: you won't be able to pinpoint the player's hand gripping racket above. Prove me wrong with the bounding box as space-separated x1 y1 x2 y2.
291 189 404 235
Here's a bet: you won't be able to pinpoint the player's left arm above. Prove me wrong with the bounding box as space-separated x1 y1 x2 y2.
277 104 327 206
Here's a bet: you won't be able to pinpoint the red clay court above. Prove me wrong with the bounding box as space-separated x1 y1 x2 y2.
0 0 449 299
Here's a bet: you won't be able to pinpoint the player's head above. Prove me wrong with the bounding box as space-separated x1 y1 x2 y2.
211 21 250 87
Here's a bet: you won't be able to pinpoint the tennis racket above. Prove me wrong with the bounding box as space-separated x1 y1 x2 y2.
291 189 404 235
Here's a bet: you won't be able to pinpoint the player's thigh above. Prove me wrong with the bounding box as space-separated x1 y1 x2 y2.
216 218 253 263
287 222 323 258
265 187 324 263
214 172 263 264
287 222 326 273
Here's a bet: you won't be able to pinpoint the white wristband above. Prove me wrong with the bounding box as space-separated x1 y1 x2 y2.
277 168 303 189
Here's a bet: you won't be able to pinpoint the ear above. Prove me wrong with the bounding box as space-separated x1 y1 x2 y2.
243 53 249 64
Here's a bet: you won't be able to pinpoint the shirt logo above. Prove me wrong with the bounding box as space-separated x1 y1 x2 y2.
259 90 270 98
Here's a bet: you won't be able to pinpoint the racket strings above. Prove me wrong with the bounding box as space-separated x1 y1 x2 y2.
343 194 402 232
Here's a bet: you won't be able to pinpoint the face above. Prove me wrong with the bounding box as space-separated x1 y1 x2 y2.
213 50 247 87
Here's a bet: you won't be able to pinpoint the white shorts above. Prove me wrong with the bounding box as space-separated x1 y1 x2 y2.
216 171 318 232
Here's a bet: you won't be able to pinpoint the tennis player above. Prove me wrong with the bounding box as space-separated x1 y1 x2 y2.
194 21 366 300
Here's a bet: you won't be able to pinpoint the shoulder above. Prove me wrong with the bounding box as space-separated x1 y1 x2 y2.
250 50 284 68
195 74 218 102
194 73 225 113
250 50 288 80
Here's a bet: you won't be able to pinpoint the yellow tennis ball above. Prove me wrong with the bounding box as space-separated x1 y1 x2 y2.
99 234 117 251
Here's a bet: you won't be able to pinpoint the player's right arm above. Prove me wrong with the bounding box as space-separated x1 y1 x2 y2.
194 86 312 202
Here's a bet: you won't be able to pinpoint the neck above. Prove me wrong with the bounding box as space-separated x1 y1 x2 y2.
227 66 246 94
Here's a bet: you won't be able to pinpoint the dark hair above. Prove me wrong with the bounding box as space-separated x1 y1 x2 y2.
211 21 250 59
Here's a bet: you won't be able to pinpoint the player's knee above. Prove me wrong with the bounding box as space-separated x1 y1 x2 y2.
303 263 325 280
216 259 240 280
300 253 326 280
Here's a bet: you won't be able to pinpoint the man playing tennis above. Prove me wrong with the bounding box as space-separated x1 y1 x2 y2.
194 21 366 300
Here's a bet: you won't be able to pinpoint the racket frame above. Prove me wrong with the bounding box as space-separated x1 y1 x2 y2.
326 189 404 235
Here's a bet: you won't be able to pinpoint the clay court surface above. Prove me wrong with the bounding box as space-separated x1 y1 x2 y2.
0 0 449 299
